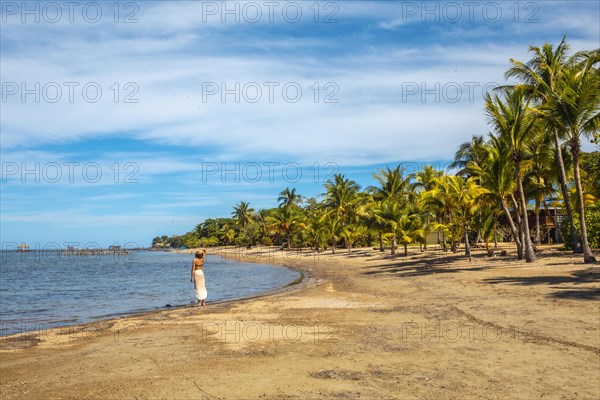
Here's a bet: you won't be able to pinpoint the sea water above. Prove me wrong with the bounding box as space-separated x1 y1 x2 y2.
0 251 301 336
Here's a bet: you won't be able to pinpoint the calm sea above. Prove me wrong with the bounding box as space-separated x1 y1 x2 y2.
0 251 301 336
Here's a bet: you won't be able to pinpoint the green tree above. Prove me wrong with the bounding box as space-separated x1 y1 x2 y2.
373 200 406 255
485 87 537 262
412 165 443 250
506 37 583 253
543 53 599 262
267 206 305 250
478 137 523 259
396 213 426 257
278 187 303 208
232 201 255 229
449 135 488 179
367 165 412 202
580 152 600 198
305 215 327 252
321 213 342 254
341 224 365 253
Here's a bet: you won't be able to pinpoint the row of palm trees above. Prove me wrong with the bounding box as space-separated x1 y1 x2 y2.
497 37 598 262
184 38 598 263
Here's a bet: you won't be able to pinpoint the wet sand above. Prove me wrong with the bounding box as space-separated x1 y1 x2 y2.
1 245 598 399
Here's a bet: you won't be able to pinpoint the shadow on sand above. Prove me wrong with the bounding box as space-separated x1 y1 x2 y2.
361 249 599 300
361 251 503 278
483 267 600 301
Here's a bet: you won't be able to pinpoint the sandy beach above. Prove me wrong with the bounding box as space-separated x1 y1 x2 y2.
1 245 598 399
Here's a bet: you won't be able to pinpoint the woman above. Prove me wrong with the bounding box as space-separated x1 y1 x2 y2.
191 249 208 306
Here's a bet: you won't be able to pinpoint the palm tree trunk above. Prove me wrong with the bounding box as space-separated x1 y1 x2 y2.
493 220 498 248
331 237 336 254
404 243 408 257
451 241 457 253
510 194 525 260
516 159 536 262
424 215 430 251
554 130 582 252
391 234 397 255
570 137 597 263
287 232 291 250
378 232 384 252
501 198 522 258
464 225 472 261
534 198 541 245
543 198 552 243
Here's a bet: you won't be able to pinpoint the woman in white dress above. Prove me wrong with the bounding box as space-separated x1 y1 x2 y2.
191 249 208 306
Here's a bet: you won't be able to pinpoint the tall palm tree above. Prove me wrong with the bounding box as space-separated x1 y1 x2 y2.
480 136 524 259
485 87 537 262
505 37 583 252
543 52 599 262
277 187 303 208
232 201 254 229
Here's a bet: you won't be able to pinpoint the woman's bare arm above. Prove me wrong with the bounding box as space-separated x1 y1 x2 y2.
191 260 195 282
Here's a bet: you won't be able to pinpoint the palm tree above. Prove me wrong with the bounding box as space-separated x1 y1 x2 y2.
448 135 488 179
525 134 557 245
323 174 361 247
254 209 271 245
542 53 599 263
505 37 583 252
306 216 326 252
321 213 342 254
396 213 426 257
278 187 303 208
413 165 443 250
365 199 389 252
323 174 361 219
448 176 489 261
367 165 412 202
479 136 524 259
221 229 236 246
267 206 305 250
420 175 457 252
373 200 406 255
485 88 537 262
341 224 365 253
232 201 254 229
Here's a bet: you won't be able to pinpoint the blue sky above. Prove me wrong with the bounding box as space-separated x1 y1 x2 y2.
1 1 599 248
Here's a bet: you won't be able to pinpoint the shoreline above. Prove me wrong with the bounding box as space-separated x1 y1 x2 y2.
0 248 309 341
1 245 598 399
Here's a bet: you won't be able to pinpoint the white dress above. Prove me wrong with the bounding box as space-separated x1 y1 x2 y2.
194 269 208 300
